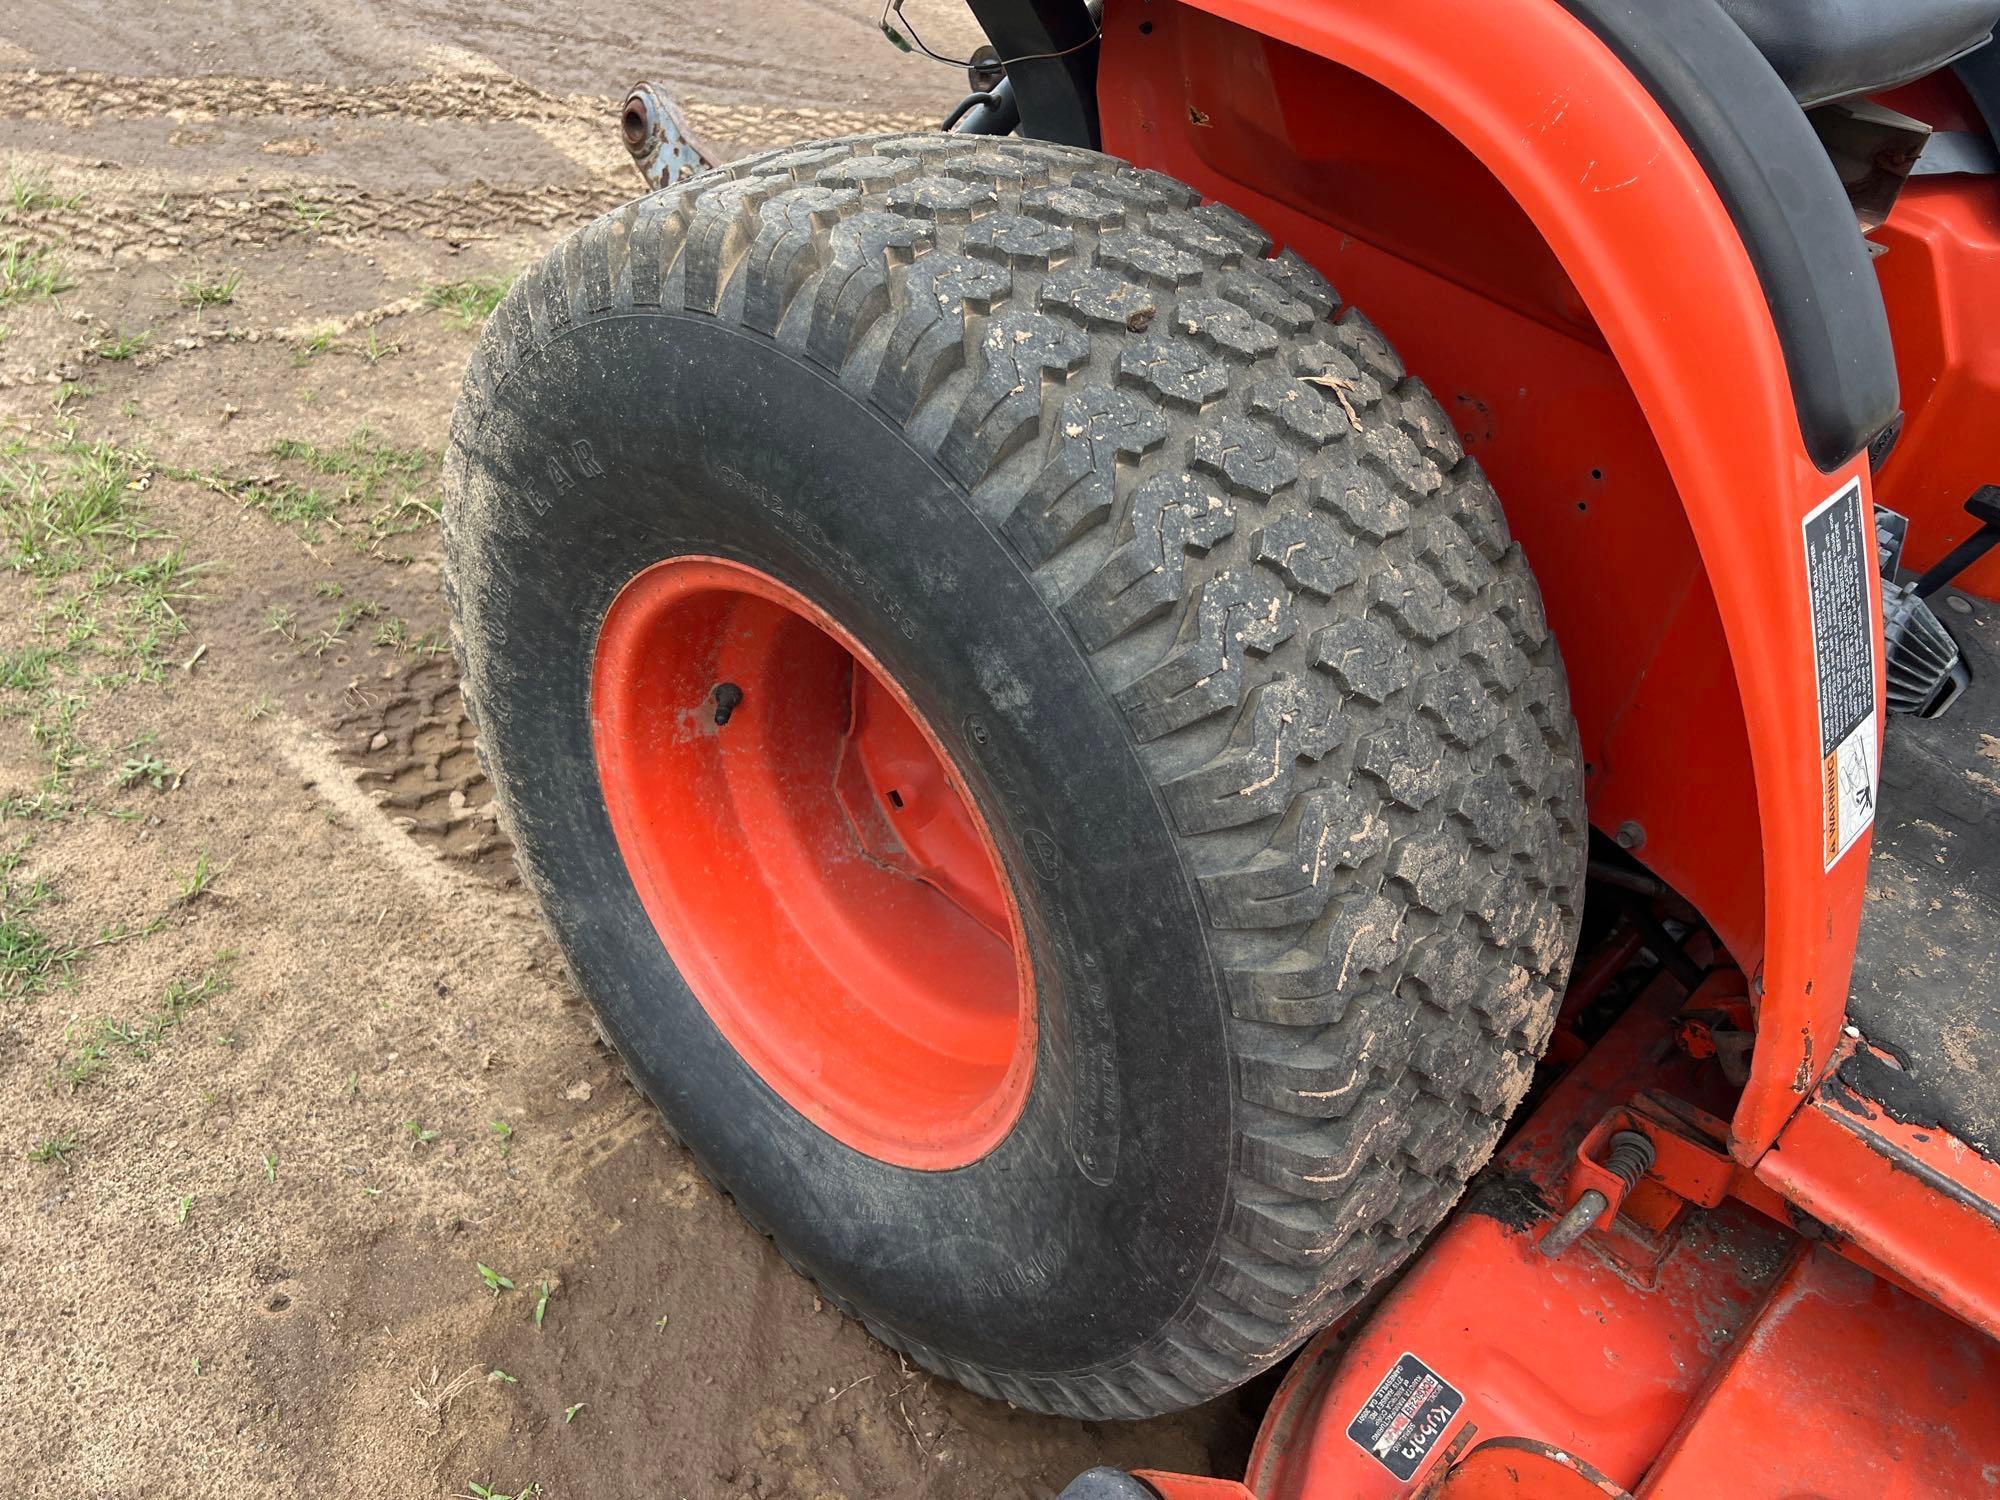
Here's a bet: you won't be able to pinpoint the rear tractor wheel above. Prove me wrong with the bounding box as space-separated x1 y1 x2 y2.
442 133 1586 1419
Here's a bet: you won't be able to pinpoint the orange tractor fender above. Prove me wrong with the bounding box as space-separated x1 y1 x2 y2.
1095 0 1884 1162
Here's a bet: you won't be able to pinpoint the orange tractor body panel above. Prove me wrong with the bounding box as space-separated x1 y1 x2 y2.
1080 0 2000 1490
1097 0 1878 1173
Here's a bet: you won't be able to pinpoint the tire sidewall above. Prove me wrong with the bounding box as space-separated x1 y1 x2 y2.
452 310 1234 1375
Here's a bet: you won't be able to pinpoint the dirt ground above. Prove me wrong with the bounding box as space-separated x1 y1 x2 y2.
0 5 1262 1496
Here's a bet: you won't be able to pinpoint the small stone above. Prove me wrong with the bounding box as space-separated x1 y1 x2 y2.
563 1080 593 1103
368 729 389 751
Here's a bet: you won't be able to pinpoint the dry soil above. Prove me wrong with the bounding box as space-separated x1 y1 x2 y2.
0 4 1259 1496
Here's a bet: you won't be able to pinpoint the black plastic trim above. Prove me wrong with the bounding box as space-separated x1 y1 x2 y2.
964 0 1100 149
1956 37 2000 144
1555 0 1899 471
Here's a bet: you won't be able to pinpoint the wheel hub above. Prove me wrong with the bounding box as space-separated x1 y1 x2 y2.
590 556 1034 1168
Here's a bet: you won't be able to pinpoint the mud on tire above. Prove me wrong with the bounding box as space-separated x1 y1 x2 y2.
443 133 1587 1419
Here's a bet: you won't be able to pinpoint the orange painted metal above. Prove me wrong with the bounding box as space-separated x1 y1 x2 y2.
590 556 1036 1169
1639 1247 2000 1498
1545 1109 1695 1258
1133 1473 1259 1500
1757 1038 2000 1334
1245 1208 1789 1498
1870 78 2000 604
1101 1 1760 968
1243 974 1796 1498
1618 1091 1793 1227
1218 981 2000 1499
1430 1440 1632 1500
1097 0 1880 1165
1562 1107 1688 1239
1070 16 2000 1497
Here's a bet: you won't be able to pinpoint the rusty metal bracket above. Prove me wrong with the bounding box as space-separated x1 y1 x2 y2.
620 81 718 191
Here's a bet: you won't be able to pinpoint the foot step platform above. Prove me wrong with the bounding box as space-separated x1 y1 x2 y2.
1842 587 2000 1158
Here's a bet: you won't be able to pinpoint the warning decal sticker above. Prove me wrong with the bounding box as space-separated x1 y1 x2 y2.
1801 480 1879 869
1346 1351 1464 1481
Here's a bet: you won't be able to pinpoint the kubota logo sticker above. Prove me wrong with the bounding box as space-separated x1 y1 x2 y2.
1346 1351 1464 1481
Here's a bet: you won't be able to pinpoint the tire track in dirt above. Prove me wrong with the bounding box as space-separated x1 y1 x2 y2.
0 67 934 147
3 67 602 123
2 181 615 261
0 70 935 264
273 727 487 908
333 656 515 883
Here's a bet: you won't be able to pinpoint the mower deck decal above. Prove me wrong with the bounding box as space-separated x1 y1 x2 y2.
1802 479 1879 869
1345 1350 1464 1481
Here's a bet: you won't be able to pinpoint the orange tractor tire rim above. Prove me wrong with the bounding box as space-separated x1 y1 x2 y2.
590 556 1035 1169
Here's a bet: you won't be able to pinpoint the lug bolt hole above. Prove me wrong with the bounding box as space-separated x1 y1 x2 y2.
712 682 743 726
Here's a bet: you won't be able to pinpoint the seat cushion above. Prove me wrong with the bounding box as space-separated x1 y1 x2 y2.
1719 0 1999 105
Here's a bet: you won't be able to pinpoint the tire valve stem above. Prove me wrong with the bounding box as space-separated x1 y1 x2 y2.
711 682 744 727
1538 1130 1655 1260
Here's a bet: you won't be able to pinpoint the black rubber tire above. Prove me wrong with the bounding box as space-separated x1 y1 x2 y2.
442 133 1587 1420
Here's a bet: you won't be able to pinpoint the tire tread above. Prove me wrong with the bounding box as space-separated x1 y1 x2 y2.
443 133 1586 1420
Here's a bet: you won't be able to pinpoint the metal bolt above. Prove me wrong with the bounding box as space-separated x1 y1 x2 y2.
712 682 743 727
1538 1130 1655 1260
1538 1189 1608 1259
1615 820 1645 851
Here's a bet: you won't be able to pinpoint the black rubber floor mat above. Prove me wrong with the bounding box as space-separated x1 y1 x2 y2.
1842 588 2000 1156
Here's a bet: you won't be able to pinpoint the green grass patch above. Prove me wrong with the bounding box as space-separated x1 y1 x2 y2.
287 196 335 233
57 961 232 1089
0 646 54 693
425 276 512 329
0 434 201 810
26 1132 80 1166
27 693 87 784
291 330 333 364
0 240 75 305
243 479 337 531
92 329 150 362
270 430 429 499
0 435 155 575
181 428 436 553
114 750 173 791
1 876 75 997
5 172 84 218
175 268 240 308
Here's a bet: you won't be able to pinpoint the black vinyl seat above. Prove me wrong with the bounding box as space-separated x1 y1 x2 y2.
1717 0 1999 105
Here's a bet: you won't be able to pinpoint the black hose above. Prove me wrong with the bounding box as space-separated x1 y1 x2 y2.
946 76 1021 136
942 89 1000 130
